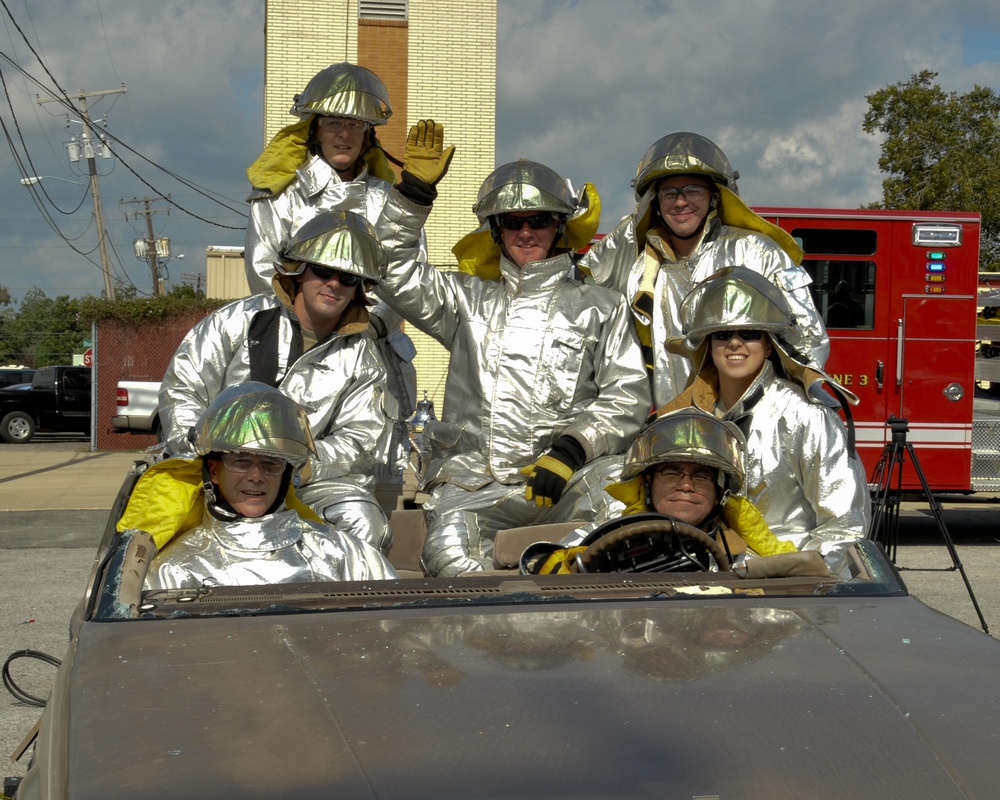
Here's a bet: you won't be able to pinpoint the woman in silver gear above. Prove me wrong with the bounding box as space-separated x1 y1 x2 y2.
244 61 422 490
660 266 869 576
376 150 651 577
577 132 829 407
524 408 827 579
160 211 393 552
132 383 396 590
246 62 401 292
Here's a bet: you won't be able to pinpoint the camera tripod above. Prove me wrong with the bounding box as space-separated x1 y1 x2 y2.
868 416 988 633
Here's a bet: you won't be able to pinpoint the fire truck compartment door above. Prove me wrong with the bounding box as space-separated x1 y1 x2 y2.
896 294 975 490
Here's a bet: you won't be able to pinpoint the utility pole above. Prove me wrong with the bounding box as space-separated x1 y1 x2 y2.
123 196 172 296
182 272 205 294
37 86 126 300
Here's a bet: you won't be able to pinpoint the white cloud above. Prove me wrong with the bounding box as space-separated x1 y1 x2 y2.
1 0 998 300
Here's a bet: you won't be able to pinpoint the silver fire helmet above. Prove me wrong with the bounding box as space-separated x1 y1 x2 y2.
289 62 392 126
680 266 796 349
276 209 385 284
622 407 746 497
472 160 581 223
632 132 739 199
191 382 316 470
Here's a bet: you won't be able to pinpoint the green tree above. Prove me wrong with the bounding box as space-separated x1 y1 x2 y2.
0 284 13 364
2 289 89 367
863 70 1000 271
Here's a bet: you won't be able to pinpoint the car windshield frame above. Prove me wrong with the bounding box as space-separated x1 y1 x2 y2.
83 460 908 623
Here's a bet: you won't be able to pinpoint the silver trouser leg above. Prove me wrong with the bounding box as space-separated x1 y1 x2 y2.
422 482 531 577
296 479 391 554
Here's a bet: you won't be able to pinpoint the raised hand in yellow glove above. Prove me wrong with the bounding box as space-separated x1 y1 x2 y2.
402 119 455 186
519 436 587 508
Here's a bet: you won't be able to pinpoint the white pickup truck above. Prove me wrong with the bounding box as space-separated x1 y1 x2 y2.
112 380 162 439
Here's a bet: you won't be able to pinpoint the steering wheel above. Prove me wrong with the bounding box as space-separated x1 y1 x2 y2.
571 513 731 574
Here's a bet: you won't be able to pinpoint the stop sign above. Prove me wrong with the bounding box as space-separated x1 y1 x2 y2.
83 347 93 367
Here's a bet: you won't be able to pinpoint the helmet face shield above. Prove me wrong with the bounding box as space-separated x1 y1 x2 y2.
290 62 392 126
473 160 580 223
632 132 738 199
622 408 745 496
277 210 385 283
193 383 316 469
681 266 795 348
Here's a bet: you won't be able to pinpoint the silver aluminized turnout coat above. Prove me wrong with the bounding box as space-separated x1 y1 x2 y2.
144 499 396 590
730 362 868 573
579 209 829 407
375 191 651 491
159 292 390 491
245 155 407 294
245 155 421 484
674 360 869 576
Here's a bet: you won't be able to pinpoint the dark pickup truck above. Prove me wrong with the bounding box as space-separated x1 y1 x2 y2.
0 365 91 443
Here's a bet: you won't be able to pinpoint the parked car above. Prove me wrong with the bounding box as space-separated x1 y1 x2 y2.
111 380 161 439
9 461 1000 799
0 367 34 390
0 366 89 443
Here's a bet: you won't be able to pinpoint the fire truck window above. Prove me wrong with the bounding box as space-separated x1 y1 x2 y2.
803 260 875 330
792 228 877 255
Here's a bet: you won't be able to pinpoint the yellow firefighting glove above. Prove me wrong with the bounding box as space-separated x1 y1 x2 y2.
402 119 455 186
538 545 588 574
519 436 587 508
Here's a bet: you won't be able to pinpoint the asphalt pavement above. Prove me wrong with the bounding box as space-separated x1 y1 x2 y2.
1 440 999 785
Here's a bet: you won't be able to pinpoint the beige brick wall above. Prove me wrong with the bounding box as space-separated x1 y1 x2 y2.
404 0 496 412
263 0 497 414
263 0 357 142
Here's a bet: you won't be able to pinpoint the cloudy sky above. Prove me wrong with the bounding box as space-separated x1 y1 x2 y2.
1 0 999 302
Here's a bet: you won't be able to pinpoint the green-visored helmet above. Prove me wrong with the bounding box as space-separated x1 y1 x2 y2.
192 382 316 469
622 407 745 497
632 132 739 199
472 159 580 223
290 62 392 126
277 209 385 283
680 266 796 349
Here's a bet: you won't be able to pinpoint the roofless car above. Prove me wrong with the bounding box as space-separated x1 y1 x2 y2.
11 460 1000 800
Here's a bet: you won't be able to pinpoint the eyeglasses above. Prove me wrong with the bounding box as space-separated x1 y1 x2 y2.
656 184 710 203
652 465 716 489
710 329 766 342
316 117 367 134
220 453 287 476
307 264 362 287
499 212 557 231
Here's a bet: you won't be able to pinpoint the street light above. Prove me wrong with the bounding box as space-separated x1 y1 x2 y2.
20 175 85 186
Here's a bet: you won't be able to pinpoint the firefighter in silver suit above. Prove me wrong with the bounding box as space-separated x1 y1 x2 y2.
375 124 652 576
521 407 829 580
160 211 394 552
577 132 829 407
661 266 869 576
130 383 397 590
244 61 420 488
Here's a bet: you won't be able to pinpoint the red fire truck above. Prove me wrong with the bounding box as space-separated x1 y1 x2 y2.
754 207 1000 492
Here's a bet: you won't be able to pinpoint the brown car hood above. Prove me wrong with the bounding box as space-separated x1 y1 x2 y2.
36 596 1000 799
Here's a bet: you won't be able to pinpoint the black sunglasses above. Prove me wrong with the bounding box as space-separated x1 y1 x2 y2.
710 329 765 342
499 212 557 231
307 264 362 287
